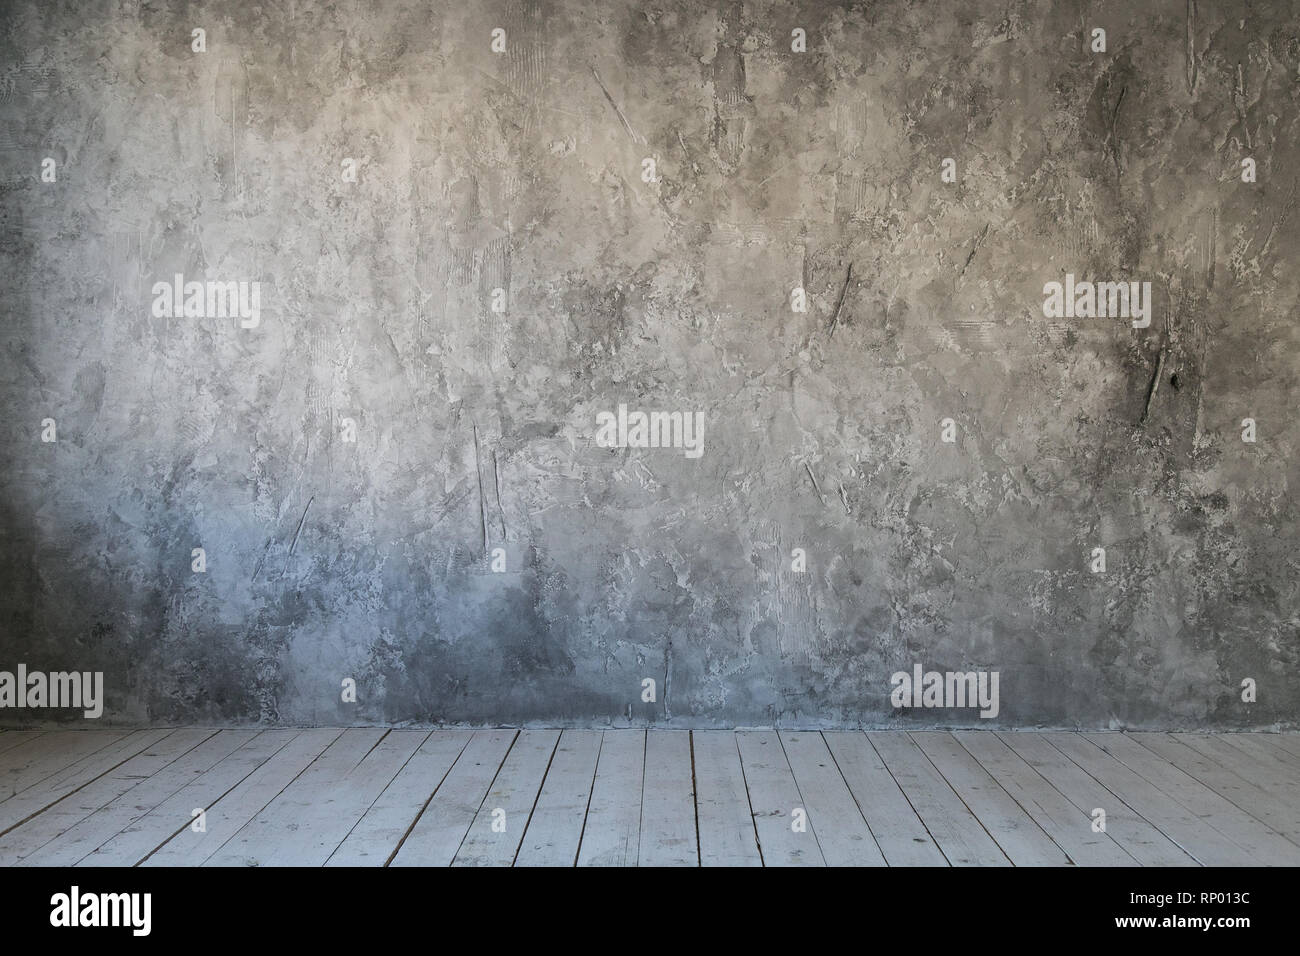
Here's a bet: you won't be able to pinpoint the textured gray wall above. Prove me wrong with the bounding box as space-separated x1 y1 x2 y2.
1 0 1297 729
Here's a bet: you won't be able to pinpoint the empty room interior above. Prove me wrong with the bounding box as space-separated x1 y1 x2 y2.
2 0 1299 876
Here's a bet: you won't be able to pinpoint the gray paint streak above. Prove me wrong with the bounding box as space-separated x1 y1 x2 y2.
1 0 1297 729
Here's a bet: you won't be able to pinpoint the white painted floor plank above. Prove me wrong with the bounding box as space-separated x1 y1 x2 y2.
736 730 823 866
781 731 885 866
0 732 45 758
269 729 431 866
1180 734 1300 786
911 732 1071 866
327 730 473 867
1167 734 1300 843
1256 733 1300 761
1128 733 1300 850
822 732 945 866
3 730 1293 867
453 730 559 867
3 729 217 865
19 730 257 866
1083 733 1300 866
576 730 644 867
207 729 425 867
996 733 1196 867
870 732 1009 866
81 730 301 866
0 731 116 778
638 730 697 867
514 730 603 867
953 731 1136 866
390 729 517 867
1044 733 1254 866
0 730 174 834
692 730 761 867
142 729 343 866
200 729 389 866
1215 734 1300 780
0 731 131 801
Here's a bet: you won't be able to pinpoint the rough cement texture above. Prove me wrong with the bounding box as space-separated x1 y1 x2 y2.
1 0 1297 729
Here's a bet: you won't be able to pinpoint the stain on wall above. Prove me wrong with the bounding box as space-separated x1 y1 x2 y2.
1 0 1297 729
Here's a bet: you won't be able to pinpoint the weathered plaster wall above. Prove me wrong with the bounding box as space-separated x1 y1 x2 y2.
1 0 1297 729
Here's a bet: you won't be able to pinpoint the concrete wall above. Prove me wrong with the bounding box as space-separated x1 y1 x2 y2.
2 0 1297 729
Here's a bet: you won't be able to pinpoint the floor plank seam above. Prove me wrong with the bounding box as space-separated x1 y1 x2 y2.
0 730 181 842
438 729 519 867
0 732 132 813
133 730 300 867
506 731 561 868
63 729 238 867
382 732 474 867
942 731 1079 866
816 732 891 864
5 731 1298 867
688 731 701 868
1039 733 1204 867
193 729 345 867
1080 732 1258 865
570 731 605 868
865 732 951 867
773 732 828 866
633 730 647 868
324 730 434 867
1124 732 1300 857
905 732 1015 866
731 732 765 867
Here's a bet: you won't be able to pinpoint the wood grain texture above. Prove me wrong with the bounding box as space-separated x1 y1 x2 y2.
0 730 1293 867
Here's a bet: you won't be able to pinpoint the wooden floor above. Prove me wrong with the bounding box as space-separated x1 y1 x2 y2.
1 728 1298 866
